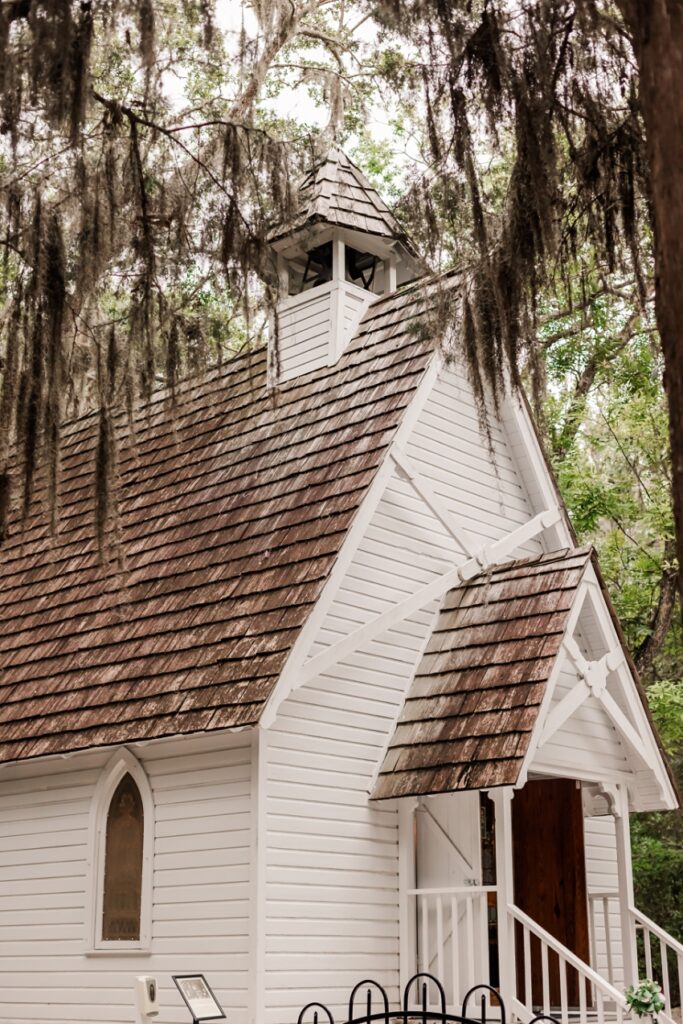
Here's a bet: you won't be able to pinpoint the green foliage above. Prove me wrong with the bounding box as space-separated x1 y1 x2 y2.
649 681 683 755
625 979 666 1019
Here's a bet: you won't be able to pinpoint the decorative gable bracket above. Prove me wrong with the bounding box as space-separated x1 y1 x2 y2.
525 565 675 805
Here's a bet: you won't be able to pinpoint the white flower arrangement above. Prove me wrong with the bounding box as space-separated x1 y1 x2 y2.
625 980 666 1019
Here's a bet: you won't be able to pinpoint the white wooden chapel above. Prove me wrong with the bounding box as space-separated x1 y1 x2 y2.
0 148 679 1024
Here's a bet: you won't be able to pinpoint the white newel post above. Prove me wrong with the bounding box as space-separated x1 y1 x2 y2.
490 787 517 1015
398 798 418 993
613 784 638 988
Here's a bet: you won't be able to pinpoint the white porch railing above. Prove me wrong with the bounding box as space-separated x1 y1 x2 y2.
407 887 681 1024
632 907 683 1024
589 893 683 1024
406 886 495 1009
508 904 628 1024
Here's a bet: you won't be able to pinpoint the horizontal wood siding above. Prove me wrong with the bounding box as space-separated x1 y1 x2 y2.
265 479 445 1023
404 368 542 556
341 285 373 351
264 365 541 1022
0 733 252 1024
585 815 624 986
278 288 332 381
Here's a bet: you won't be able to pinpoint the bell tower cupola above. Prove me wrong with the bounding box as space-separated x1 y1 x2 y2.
268 147 423 383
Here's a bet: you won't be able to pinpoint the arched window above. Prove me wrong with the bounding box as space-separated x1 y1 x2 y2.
87 750 153 951
102 773 144 941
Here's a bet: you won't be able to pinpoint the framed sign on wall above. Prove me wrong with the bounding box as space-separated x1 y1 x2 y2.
173 975 226 1023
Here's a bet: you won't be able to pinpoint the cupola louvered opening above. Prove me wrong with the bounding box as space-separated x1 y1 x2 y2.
268 148 425 382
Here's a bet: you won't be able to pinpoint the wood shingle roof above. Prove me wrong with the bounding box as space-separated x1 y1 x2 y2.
268 147 419 257
373 547 594 800
0 284 435 764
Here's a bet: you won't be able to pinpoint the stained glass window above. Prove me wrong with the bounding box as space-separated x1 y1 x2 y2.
102 773 144 941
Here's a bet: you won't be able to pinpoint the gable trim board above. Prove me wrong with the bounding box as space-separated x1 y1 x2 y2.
278 507 561 702
500 390 574 551
259 355 442 729
372 547 677 810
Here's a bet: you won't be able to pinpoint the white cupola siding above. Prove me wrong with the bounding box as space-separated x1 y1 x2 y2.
268 148 424 382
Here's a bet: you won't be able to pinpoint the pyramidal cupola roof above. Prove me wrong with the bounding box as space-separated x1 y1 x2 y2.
269 146 420 259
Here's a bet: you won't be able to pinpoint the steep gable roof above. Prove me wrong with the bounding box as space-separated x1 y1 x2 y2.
268 147 420 257
0 283 436 764
373 547 594 799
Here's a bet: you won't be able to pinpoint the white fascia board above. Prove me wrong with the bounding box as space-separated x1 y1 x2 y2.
516 581 589 788
502 389 573 550
259 354 443 729
525 566 676 808
582 566 677 807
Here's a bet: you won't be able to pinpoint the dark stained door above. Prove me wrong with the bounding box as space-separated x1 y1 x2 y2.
512 779 590 1007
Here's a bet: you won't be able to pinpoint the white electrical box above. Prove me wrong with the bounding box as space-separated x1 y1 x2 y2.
136 976 159 1018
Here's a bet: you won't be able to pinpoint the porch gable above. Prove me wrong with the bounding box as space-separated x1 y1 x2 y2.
372 548 677 811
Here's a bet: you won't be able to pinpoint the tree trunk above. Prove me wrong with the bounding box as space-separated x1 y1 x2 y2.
635 541 678 678
616 0 683 613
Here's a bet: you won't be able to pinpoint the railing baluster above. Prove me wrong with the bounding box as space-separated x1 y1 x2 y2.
578 970 587 1024
616 996 624 1024
559 956 568 1024
660 939 670 1008
465 893 475 992
541 939 550 1015
420 895 428 975
478 892 489 992
596 988 605 1024
604 896 614 984
450 895 459 1008
436 893 444 988
523 925 532 1009
644 926 653 979
630 904 683 1024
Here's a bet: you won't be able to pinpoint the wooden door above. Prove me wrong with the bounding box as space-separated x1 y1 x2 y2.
512 779 590 1007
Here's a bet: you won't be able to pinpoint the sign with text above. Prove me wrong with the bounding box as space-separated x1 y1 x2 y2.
173 975 225 1023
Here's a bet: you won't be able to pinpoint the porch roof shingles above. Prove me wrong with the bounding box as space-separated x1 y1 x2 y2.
0 284 434 764
373 547 593 800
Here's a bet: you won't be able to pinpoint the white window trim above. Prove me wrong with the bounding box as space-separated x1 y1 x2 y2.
84 748 154 954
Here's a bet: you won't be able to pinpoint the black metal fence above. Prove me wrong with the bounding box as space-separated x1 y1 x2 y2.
297 973 557 1024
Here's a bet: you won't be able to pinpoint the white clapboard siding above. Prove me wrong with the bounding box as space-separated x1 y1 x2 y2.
404 367 543 557
276 281 373 382
585 815 624 987
276 286 333 381
263 364 541 1024
0 732 252 1024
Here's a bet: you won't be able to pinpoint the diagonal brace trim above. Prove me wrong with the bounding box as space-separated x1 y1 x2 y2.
297 508 562 688
390 444 476 557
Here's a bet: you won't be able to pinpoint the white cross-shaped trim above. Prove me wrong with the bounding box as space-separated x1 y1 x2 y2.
538 634 659 773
